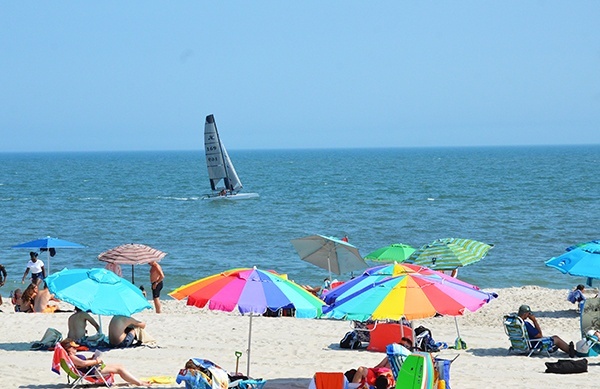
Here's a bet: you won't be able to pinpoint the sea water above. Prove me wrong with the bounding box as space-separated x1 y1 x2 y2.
0 145 598 295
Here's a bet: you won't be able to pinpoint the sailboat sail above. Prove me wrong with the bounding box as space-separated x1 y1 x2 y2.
204 114 243 192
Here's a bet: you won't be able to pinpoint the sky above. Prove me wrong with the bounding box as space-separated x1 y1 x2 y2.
1 2 599 152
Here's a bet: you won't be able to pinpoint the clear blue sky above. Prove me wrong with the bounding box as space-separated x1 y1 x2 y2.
1 2 599 152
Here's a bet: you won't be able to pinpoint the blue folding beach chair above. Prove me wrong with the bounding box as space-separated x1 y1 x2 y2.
176 358 266 389
503 314 553 357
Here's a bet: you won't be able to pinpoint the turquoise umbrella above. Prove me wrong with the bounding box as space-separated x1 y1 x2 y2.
45 268 151 316
406 238 493 271
365 243 416 264
545 240 600 286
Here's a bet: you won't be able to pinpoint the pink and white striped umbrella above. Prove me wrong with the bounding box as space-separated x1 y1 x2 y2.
98 243 166 283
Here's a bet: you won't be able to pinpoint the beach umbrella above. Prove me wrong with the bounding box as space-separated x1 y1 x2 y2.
322 263 496 348
98 243 166 284
322 263 495 321
290 234 368 279
169 266 325 377
545 240 600 286
405 238 493 271
322 263 480 306
12 236 85 275
365 243 416 264
44 268 151 316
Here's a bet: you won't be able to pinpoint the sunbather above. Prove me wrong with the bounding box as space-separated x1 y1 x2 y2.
33 282 59 313
518 305 575 357
68 307 101 341
108 315 146 348
59 338 150 386
19 283 37 313
345 354 395 389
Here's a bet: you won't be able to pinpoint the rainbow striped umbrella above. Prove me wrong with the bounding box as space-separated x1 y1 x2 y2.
323 263 479 305
405 238 493 270
170 267 325 376
322 263 496 322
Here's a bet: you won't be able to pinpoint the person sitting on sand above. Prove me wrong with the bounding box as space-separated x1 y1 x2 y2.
68 307 101 341
518 305 575 357
108 315 146 348
19 283 38 313
60 338 150 386
33 281 59 313
11 288 23 312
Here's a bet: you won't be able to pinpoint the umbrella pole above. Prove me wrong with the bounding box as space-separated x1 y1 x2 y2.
247 314 253 377
132 265 135 284
45 249 51 276
327 251 332 283
454 316 461 338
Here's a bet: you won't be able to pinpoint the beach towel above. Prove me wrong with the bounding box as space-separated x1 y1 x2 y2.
314 372 345 388
132 326 158 347
143 375 176 384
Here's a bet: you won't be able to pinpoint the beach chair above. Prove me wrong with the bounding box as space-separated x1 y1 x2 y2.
577 297 600 357
503 314 553 357
386 343 412 380
307 372 349 389
176 358 266 389
51 343 114 388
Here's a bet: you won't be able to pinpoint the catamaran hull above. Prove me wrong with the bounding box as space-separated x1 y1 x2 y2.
203 193 260 201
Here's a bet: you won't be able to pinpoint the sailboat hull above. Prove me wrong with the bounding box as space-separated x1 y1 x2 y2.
203 192 260 201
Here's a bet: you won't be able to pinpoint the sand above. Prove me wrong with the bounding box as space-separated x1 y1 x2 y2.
0 286 596 388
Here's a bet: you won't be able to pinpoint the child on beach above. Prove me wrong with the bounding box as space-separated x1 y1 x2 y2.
567 284 586 311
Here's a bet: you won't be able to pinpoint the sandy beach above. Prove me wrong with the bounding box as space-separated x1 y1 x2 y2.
0 286 596 388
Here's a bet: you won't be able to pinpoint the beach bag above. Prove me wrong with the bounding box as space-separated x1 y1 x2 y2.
544 359 588 374
31 327 63 350
415 326 439 352
340 331 361 349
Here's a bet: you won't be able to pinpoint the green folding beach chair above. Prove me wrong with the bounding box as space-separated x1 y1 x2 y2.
503 314 553 357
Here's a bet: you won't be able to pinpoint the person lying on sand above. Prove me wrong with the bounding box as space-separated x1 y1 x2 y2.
518 304 575 357
60 338 150 386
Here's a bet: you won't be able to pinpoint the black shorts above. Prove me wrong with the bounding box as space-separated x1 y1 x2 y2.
152 281 163 299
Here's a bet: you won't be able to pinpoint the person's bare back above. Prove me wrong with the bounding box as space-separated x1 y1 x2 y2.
108 315 145 347
33 286 57 313
68 308 100 340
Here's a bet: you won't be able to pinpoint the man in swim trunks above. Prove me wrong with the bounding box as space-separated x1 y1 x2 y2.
149 261 165 314
108 315 146 348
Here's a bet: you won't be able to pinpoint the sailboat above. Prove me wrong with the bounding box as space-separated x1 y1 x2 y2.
202 114 259 201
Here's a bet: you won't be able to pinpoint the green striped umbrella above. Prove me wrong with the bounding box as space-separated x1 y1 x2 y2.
406 238 493 270
364 243 416 263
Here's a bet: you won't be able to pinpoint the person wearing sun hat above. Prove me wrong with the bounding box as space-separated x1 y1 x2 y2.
517 304 575 358
59 338 150 386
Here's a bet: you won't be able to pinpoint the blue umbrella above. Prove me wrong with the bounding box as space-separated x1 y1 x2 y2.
545 241 600 286
45 268 151 316
12 236 85 275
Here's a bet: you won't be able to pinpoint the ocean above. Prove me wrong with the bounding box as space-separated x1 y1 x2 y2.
0 145 598 296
